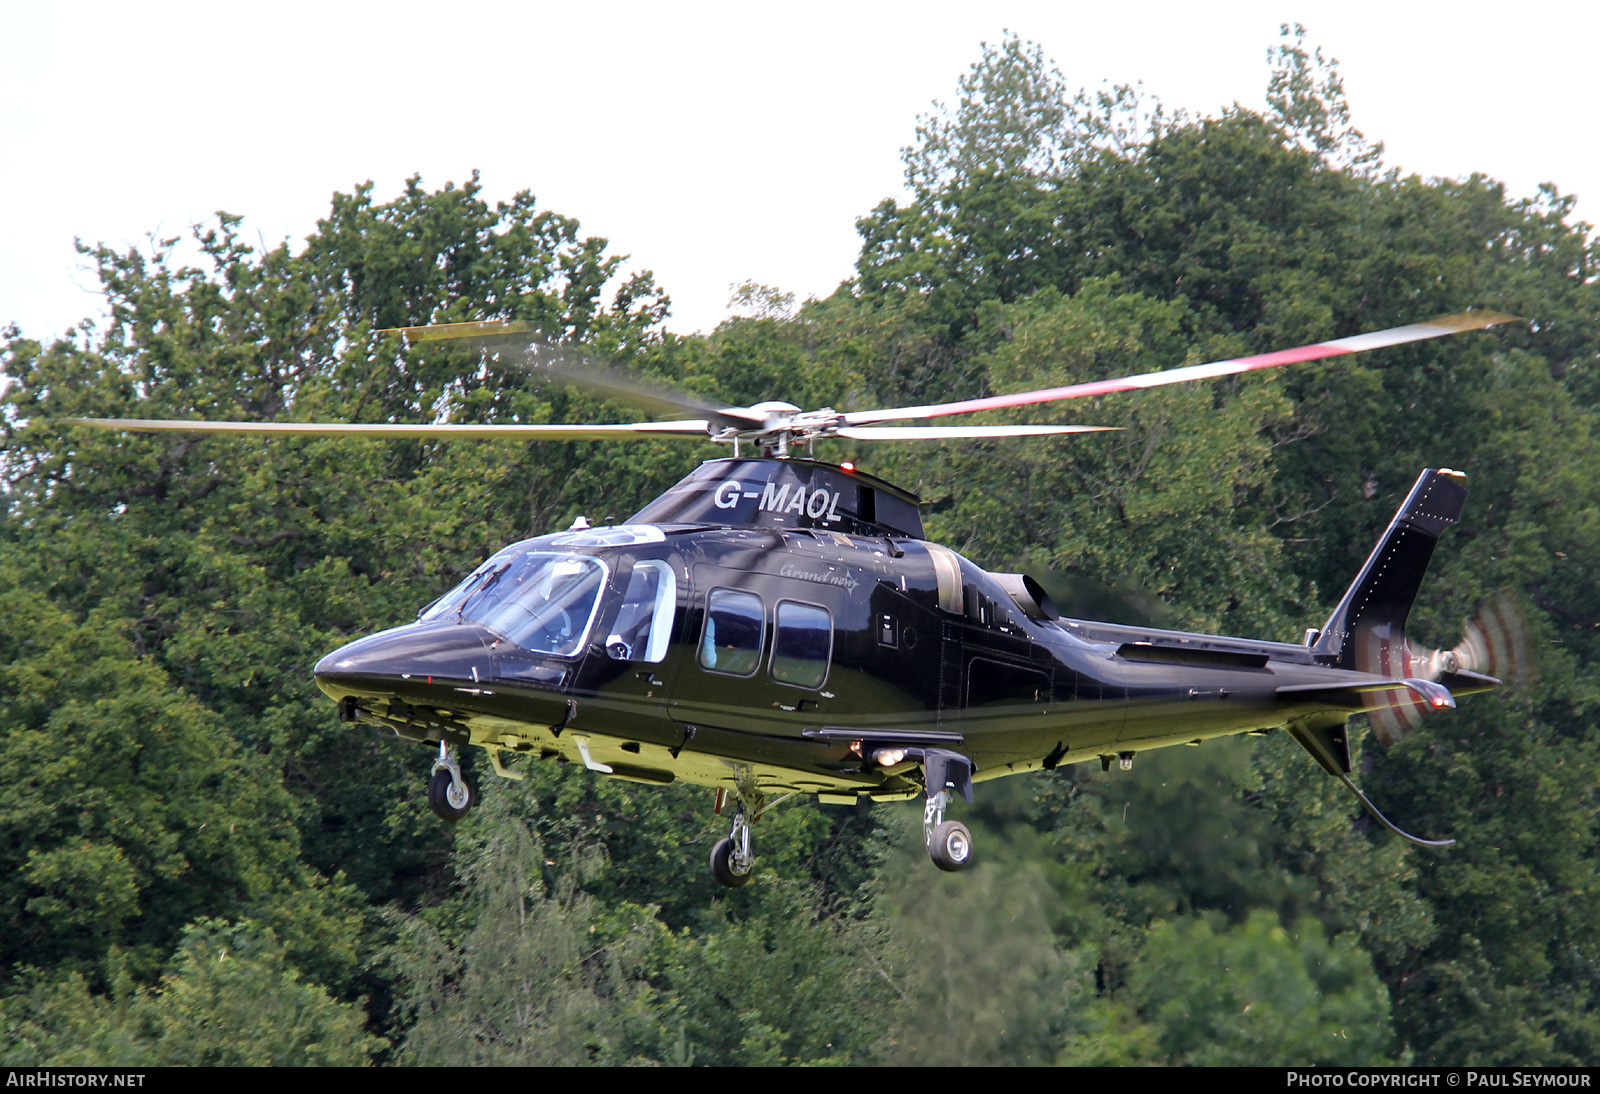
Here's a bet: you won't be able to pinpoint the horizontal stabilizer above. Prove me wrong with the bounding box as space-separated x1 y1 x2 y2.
1277 678 1456 711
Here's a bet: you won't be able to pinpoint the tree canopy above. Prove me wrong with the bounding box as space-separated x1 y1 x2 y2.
3 26 1596 1066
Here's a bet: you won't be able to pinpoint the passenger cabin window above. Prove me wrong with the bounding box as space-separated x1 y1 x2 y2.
606 560 677 663
772 601 832 688
700 589 764 676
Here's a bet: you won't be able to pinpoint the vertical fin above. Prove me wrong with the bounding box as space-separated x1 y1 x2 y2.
1312 469 1469 746
1287 713 1354 776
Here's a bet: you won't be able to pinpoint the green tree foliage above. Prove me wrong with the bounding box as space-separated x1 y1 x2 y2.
1127 910 1401 1066
3 27 1597 1067
875 844 1091 1066
902 32 1079 194
0 572 364 991
2 921 382 1066
656 878 898 1066
1266 24 1383 173
391 775 893 1066
392 790 664 1066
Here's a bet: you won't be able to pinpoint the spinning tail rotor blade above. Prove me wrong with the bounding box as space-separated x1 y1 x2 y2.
1361 591 1533 749
1449 590 1535 686
844 312 1520 425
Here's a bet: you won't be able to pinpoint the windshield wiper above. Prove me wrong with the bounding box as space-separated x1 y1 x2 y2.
455 562 512 621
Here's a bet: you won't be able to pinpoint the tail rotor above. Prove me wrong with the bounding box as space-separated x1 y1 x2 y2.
1361 590 1531 748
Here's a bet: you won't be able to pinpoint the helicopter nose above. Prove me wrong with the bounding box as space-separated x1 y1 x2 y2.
314 622 497 699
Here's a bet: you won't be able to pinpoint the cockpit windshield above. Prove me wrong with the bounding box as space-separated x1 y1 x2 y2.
420 551 607 657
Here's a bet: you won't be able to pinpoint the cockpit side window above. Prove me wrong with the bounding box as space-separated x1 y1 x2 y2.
606 560 677 663
699 589 764 676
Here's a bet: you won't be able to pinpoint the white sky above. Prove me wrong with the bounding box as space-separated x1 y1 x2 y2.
2 1 1594 342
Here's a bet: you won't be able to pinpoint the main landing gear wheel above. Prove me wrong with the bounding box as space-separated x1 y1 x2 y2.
929 820 973 872
428 743 474 822
709 837 753 887
922 753 976 872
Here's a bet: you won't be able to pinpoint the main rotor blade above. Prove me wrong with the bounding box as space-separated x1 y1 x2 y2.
59 418 716 440
835 425 1119 440
381 319 538 343
383 319 765 431
843 312 1520 425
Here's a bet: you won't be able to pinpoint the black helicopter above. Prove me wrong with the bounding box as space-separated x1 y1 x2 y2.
69 312 1520 886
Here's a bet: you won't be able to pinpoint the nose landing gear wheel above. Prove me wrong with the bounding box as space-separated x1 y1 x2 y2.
428 766 474 822
929 820 973 871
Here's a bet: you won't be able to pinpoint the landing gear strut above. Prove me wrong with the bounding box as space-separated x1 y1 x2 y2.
428 741 474 822
922 748 975 872
709 777 762 888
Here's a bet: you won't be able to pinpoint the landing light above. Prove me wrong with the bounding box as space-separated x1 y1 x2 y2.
872 747 907 767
